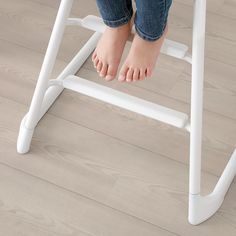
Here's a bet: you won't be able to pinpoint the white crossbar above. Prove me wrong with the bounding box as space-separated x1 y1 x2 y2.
62 75 189 129
67 15 191 62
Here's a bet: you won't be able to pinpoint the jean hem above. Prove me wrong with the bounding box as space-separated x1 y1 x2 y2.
102 9 133 28
134 20 168 42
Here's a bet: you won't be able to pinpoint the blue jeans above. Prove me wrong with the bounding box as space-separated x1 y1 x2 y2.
95 0 173 41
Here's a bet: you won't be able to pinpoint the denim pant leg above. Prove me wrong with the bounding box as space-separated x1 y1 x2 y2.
96 0 133 28
134 0 173 41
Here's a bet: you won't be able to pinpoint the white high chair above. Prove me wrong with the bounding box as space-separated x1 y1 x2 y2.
17 0 236 225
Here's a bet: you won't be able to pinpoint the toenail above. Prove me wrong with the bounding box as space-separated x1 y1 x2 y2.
118 75 125 81
106 75 113 80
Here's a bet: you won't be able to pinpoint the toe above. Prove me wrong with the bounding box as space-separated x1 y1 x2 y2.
126 68 134 82
92 51 97 61
133 68 140 81
139 68 145 80
106 64 117 81
97 60 103 73
146 67 153 77
100 63 108 78
94 57 99 68
118 65 129 82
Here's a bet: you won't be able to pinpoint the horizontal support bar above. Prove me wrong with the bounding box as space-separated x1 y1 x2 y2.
67 15 190 62
62 75 190 129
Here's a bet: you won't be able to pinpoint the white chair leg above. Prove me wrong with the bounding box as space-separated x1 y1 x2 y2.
188 0 236 225
189 0 207 201
17 0 74 154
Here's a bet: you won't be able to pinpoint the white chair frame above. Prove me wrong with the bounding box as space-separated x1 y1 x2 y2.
17 0 236 225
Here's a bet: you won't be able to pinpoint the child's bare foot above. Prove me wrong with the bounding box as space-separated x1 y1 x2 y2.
118 25 168 82
92 21 132 81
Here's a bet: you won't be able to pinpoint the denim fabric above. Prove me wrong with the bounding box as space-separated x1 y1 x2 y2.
95 0 173 41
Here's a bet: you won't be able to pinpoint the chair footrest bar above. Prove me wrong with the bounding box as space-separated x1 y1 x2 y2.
62 75 189 129
67 15 190 61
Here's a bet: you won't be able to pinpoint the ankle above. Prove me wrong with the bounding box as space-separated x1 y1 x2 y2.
107 20 132 33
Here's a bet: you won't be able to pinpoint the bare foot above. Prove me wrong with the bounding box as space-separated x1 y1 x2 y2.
118 25 168 82
92 21 132 81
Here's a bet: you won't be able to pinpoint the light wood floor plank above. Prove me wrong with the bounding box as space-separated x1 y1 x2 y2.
0 163 175 236
0 0 97 62
218 0 236 19
0 0 236 235
0 96 236 235
175 0 236 20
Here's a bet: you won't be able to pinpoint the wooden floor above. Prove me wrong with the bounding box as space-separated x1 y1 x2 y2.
0 0 236 235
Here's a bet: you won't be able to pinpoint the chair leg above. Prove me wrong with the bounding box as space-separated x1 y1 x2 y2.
189 0 206 199
188 0 236 225
17 0 74 154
